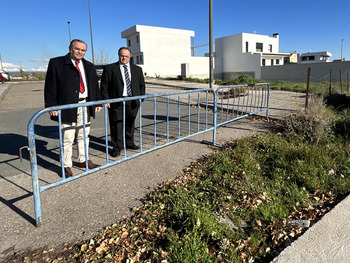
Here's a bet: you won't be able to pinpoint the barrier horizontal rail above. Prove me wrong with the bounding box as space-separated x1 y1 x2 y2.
27 83 269 227
28 88 214 226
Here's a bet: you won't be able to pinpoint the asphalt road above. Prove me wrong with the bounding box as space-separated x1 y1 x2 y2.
0 81 215 179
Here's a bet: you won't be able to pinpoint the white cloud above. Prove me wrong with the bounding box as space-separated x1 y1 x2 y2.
2 62 47 72
30 58 50 63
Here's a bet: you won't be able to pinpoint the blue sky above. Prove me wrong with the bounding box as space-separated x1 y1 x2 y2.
1 0 349 72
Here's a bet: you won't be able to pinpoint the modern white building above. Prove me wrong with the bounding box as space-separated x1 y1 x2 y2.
298 51 332 63
214 33 289 79
121 25 209 79
121 25 333 81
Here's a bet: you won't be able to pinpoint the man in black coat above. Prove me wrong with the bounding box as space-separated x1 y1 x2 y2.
100 47 146 157
44 39 102 177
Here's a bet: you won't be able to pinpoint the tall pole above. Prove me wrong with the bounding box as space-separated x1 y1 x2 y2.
88 0 95 63
341 39 344 60
67 21 71 43
209 0 214 90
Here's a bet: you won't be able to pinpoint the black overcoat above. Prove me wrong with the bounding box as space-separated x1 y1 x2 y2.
44 53 101 122
100 62 145 118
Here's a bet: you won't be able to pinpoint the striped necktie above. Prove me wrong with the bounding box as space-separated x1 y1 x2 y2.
75 60 85 94
123 65 132 96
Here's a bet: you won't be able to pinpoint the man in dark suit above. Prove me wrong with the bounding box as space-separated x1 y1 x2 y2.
100 47 146 157
44 39 102 177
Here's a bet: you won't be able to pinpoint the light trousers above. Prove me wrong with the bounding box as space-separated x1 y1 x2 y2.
61 104 91 168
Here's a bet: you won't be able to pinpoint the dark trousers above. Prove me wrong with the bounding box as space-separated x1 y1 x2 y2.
108 100 139 150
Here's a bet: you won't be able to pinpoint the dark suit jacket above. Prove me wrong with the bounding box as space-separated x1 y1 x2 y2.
100 62 145 117
44 53 101 122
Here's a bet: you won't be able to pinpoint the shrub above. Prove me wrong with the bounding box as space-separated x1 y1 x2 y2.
281 96 337 143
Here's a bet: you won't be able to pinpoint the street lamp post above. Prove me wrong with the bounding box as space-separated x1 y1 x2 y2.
67 21 71 43
341 39 344 61
88 0 95 64
209 0 214 90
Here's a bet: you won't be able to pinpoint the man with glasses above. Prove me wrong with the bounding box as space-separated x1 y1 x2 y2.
100 47 145 157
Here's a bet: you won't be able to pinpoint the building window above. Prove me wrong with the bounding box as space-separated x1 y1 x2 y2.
269 44 272 52
128 39 131 47
262 59 266 66
271 59 274 66
302 56 315 61
136 55 140 64
276 59 280 65
136 35 139 44
256 43 263 52
140 54 143 64
245 42 249 52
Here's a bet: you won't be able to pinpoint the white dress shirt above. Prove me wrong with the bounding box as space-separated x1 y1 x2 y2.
119 62 131 97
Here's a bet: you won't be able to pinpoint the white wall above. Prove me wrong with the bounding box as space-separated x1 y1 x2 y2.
122 25 197 78
214 32 282 79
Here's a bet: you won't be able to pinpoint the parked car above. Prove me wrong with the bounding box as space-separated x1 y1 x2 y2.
94 64 106 80
0 69 10 81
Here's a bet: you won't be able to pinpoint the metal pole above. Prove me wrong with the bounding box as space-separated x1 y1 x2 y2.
305 67 310 109
209 0 214 90
88 0 95 64
67 21 71 43
341 39 344 60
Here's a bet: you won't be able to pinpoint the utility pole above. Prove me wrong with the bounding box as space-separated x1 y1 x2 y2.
88 0 95 64
67 21 71 43
209 0 214 90
341 39 344 60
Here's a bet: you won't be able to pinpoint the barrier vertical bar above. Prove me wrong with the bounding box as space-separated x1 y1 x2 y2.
197 93 200 132
188 93 191 136
166 96 169 143
82 106 88 168
104 104 109 162
266 84 270 120
139 100 143 151
213 90 218 145
57 111 65 178
178 95 181 139
28 115 42 227
154 97 157 147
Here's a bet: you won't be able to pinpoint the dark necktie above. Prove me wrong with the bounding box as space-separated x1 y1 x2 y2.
123 65 132 96
75 60 85 94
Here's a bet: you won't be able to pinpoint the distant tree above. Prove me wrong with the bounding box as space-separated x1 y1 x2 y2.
19 69 29 80
88 48 115 65
32 72 46 81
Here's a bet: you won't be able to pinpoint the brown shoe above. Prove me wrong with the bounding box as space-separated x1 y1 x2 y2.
78 160 99 169
64 167 73 178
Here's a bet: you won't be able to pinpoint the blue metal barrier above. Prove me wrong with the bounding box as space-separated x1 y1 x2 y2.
27 83 269 227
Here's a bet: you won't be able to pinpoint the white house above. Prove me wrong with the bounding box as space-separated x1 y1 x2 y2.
214 33 289 79
121 25 333 81
121 25 209 79
298 51 332 63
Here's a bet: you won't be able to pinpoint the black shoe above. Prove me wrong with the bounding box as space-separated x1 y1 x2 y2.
126 144 140 150
110 147 120 157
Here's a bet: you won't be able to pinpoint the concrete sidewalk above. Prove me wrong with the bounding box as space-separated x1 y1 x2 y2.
0 79 349 262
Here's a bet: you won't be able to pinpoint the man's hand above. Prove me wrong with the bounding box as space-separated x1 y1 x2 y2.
49 111 58 116
95 106 102 112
